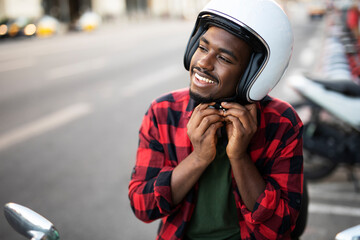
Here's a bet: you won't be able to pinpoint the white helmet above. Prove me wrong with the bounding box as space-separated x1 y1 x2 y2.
184 0 293 103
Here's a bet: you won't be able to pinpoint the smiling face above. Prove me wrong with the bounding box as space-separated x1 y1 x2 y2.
189 26 252 103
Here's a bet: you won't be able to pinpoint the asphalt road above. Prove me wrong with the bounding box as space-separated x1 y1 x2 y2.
0 3 359 240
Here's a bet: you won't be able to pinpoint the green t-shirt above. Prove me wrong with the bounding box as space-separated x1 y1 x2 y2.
184 140 240 240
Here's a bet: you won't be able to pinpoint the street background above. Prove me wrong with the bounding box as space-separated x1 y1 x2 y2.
0 1 360 240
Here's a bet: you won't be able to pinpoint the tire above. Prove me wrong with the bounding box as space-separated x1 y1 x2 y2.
303 148 338 180
292 101 339 180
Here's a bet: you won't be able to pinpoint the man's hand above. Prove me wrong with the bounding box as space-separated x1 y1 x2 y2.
171 103 224 205
187 103 224 165
221 102 257 161
221 102 264 211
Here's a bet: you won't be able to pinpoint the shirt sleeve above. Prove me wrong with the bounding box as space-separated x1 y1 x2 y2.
128 102 179 223
236 107 304 239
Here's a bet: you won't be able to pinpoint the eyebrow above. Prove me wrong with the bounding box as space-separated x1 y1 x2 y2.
199 36 239 62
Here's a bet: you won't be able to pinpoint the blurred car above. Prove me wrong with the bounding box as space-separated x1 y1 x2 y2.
307 1 327 19
0 17 37 39
75 11 101 32
36 15 59 37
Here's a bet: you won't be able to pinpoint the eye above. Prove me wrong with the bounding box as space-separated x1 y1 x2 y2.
218 55 232 64
198 44 208 52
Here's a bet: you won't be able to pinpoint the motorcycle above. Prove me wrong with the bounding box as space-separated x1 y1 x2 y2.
288 8 360 190
289 73 360 190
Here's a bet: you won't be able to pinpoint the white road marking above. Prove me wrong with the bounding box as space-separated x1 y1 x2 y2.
0 63 181 151
0 103 92 151
309 188 360 202
0 58 35 73
120 64 182 97
47 57 107 80
309 203 360 217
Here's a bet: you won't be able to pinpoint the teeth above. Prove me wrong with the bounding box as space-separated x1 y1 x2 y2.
195 73 215 84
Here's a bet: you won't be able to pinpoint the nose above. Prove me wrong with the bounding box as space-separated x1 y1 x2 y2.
197 52 215 71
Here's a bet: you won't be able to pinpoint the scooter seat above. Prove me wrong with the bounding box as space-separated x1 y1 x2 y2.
303 73 360 97
313 80 360 97
289 74 360 132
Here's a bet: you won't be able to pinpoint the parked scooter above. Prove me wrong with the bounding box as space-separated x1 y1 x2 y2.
289 73 360 190
288 7 360 190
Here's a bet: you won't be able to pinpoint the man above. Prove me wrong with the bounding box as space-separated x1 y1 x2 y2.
129 0 305 239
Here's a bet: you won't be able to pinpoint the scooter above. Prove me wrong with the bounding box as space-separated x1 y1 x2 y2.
289 73 360 190
288 8 360 189
3 202 359 240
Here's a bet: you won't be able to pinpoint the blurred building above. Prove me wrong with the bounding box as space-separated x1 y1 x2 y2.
150 0 210 19
0 0 43 19
0 0 296 33
0 0 211 23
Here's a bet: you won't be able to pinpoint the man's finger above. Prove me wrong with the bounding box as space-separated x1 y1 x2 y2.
189 103 217 127
245 103 257 125
197 115 224 134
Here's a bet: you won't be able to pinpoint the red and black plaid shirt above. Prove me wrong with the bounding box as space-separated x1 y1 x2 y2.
129 88 303 240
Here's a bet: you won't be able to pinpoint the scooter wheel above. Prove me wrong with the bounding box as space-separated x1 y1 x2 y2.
303 149 338 180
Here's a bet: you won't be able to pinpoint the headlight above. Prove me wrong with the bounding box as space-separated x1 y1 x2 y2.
24 24 36 36
8 24 19 37
0 24 8 36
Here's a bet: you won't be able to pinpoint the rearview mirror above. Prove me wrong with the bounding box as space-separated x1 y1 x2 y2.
335 224 360 240
4 202 60 240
